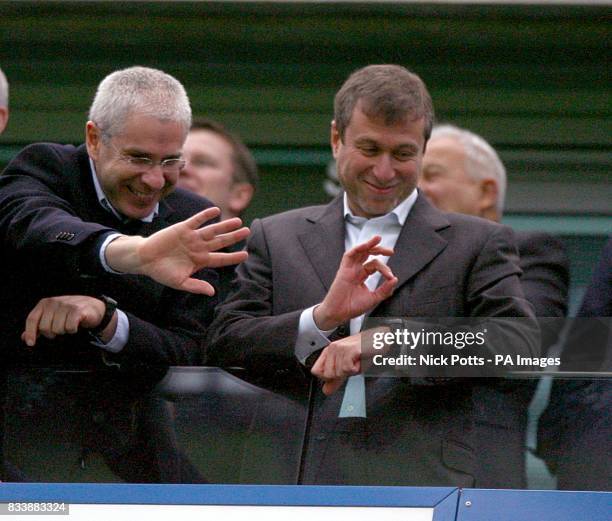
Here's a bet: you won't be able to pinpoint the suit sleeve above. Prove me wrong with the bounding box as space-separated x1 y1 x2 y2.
117 276 217 368
0 144 215 368
205 218 303 374
518 233 570 318
467 225 540 360
0 144 115 276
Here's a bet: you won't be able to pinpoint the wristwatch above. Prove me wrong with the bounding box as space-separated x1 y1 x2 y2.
90 295 118 336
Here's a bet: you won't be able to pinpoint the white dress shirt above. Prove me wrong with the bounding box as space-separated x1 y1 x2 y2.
295 190 417 416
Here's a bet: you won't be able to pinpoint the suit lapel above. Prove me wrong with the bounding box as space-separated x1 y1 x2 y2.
298 196 346 292
386 194 450 290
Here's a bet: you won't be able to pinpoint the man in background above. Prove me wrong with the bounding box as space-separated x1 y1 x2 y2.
419 123 569 487
539 237 611 491
179 118 258 222
0 66 8 134
179 118 258 300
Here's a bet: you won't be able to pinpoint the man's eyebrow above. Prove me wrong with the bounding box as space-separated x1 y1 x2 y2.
354 136 378 144
122 147 181 159
394 143 419 153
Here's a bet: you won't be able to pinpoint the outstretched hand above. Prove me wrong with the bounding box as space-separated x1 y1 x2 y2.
313 235 397 330
106 206 250 295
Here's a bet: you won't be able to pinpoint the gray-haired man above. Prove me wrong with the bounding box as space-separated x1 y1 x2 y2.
0 66 9 134
0 66 248 482
420 123 569 488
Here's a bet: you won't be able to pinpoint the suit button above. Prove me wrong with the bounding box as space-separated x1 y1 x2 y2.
56 231 75 241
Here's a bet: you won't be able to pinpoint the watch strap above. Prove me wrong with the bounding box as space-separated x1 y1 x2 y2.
90 295 118 335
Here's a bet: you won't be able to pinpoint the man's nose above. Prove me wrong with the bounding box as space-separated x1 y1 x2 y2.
141 165 166 191
372 154 395 182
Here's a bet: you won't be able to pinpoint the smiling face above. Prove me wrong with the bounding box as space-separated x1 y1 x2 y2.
332 103 426 218
86 114 186 220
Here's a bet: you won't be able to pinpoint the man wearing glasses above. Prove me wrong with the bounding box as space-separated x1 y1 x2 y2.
0 66 248 482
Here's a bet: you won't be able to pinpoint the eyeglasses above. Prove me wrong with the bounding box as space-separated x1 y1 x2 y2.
107 142 185 173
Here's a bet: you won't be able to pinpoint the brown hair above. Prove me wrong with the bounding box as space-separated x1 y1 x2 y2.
190 117 259 188
334 64 434 142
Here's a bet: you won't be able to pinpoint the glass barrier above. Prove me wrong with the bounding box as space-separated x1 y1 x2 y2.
3 365 610 490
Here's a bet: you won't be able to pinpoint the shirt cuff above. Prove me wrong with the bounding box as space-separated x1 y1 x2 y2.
90 309 129 353
99 233 124 274
295 305 336 364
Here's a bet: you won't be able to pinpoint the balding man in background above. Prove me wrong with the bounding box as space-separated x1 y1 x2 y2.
0 66 8 134
419 123 570 487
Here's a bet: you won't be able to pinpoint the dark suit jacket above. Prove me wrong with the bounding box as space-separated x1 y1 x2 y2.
538 237 611 490
0 143 218 481
472 231 569 488
515 231 569 321
207 193 536 487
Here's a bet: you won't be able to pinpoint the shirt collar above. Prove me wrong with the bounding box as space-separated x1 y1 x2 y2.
343 188 417 226
89 157 158 223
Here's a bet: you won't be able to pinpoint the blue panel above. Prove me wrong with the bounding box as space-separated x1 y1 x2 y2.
457 489 612 521
0 484 456 507
433 489 460 521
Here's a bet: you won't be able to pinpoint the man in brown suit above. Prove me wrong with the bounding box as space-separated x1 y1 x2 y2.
207 64 536 487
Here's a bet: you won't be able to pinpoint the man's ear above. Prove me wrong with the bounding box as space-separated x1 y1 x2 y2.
0 107 8 135
228 182 255 216
85 121 102 160
479 178 499 217
331 120 341 159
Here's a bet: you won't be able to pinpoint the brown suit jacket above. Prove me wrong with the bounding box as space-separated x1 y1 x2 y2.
207 193 536 486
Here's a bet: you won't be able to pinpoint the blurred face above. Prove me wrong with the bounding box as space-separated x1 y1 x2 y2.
86 114 185 220
332 104 426 218
419 136 482 216
178 129 235 216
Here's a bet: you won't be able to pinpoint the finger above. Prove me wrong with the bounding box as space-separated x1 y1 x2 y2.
37 302 57 340
22 304 45 347
374 276 398 300
345 236 382 258
51 305 71 335
205 250 249 268
201 227 250 253
340 353 361 376
199 217 245 239
322 350 338 380
65 307 85 334
368 246 395 257
183 207 221 229
311 350 327 377
322 378 346 396
363 259 395 280
179 277 216 296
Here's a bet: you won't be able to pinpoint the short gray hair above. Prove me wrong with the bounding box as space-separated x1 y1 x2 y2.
431 124 507 215
88 66 191 139
0 67 8 108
